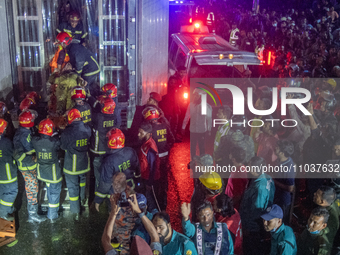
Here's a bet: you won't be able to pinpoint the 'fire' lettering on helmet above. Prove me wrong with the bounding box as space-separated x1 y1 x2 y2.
118 160 131 171
76 139 87 147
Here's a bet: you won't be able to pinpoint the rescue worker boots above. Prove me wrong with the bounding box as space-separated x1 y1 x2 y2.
27 204 46 223
0 213 14 222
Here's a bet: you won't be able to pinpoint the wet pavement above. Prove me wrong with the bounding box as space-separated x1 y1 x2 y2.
1 137 194 254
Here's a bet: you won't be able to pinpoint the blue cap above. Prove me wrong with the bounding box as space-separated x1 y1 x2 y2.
261 204 283 220
136 193 147 210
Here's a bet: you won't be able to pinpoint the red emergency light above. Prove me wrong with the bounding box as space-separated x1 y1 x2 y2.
184 92 188 99
189 18 192 23
194 22 200 28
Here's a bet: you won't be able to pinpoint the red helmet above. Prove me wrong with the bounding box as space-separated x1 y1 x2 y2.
56 32 73 46
19 110 37 128
0 118 8 135
67 108 82 124
26 91 40 102
101 83 117 98
38 119 55 136
142 106 160 121
71 86 86 100
100 97 116 114
69 11 81 21
0 102 7 116
106 128 125 149
20 97 36 112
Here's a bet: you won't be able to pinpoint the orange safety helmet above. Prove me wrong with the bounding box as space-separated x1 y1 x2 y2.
71 86 86 100
100 97 116 114
101 83 117 98
20 97 36 112
0 102 7 116
142 106 160 121
38 118 55 136
67 108 82 124
19 110 37 128
0 118 8 135
69 11 81 21
56 32 73 46
26 91 40 102
106 128 125 149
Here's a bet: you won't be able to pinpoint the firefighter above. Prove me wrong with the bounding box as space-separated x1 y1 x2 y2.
20 97 37 112
31 119 62 223
94 128 141 212
60 109 91 221
142 106 174 211
229 22 239 47
57 32 100 96
13 110 46 223
100 83 121 128
50 32 71 74
56 11 88 45
0 119 18 221
71 86 92 127
89 96 116 192
0 102 15 139
137 122 160 212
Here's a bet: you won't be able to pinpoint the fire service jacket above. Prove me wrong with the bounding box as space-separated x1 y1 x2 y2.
0 135 17 184
13 127 37 171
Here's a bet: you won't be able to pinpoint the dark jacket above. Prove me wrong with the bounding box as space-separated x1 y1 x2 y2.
94 147 140 204
151 120 175 154
73 102 93 127
60 121 91 175
13 127 36 171
32 134 62 183
90 112 116 155
57 21 87 43
66 44 99 77
0 135 17 183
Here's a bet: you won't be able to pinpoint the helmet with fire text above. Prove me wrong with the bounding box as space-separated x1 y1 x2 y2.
106 128 125 149
20 97 36 112
71 86 86 100
0 102 7 117
101 83 117 98
19 110 38 128
100 96 116 114
69 11 81 22
26 91 40 102
142 106 160 121
0 118 8 135
38 119 55 136
67 108 82 124
56 32 73 46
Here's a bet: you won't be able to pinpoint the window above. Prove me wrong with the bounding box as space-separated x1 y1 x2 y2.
174 49 187 68
169 41 179 63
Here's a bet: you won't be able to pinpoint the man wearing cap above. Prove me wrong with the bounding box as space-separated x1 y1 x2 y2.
137 122 160 212
261 204 297 255
181 201 234 255
297 207 331 255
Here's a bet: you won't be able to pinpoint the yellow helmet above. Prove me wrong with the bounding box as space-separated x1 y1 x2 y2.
327 78 337 89
199 172 222 190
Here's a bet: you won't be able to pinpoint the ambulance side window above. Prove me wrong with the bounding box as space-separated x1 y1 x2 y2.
169 41 179 63
174 49 187 68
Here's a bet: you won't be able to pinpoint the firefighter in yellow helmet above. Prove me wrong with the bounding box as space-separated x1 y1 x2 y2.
189 154 224 222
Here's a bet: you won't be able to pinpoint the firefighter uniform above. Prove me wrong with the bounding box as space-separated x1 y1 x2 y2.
0 135 18 218
66 44 100 96
73 102 93 127
89 111 116 191
60 121 91 213
32 135 62 220
56 21 88 44
13 127 38 206
94 147 140 205
229 28 239 47
151 120 174 210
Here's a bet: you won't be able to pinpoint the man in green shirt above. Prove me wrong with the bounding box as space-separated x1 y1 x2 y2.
297 207 331 255
313 186 340 247
152 212 197 255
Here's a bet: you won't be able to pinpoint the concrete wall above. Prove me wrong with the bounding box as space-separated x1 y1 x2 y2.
138 0 169 105
0 0 12 103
